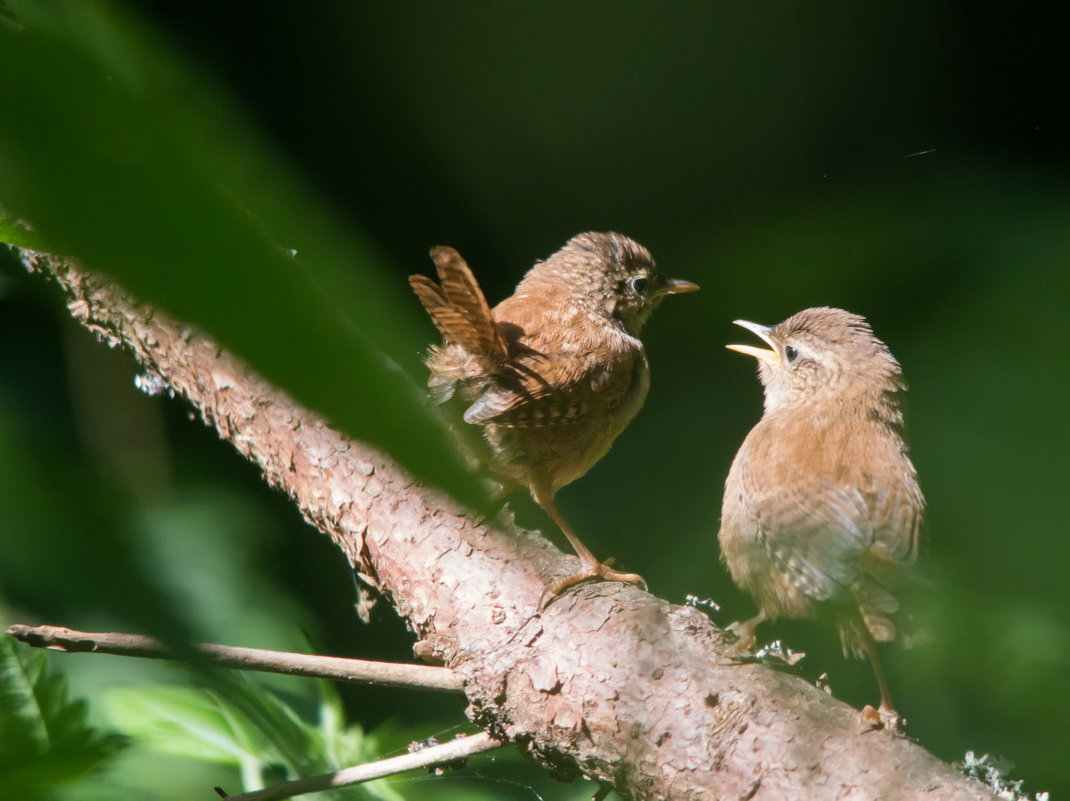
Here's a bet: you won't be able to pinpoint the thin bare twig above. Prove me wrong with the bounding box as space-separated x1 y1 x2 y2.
215 731 503 801
6 624 464 693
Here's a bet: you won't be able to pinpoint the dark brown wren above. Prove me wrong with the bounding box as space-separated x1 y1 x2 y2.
409 232 698 598
719 307 924 727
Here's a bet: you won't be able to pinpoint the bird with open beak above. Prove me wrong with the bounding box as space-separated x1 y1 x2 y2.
718 307 924 729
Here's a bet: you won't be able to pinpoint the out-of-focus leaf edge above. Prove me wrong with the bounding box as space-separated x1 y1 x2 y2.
0 218 54 252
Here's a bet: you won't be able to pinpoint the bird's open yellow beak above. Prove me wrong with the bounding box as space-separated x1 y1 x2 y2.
662 278 700 295
726 320 781 366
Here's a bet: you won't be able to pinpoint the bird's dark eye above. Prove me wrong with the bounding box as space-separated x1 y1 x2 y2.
628 276 649 295
784 345 799 363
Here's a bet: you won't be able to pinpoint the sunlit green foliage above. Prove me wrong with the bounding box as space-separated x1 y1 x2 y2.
104 677 406 800
0 637 126 796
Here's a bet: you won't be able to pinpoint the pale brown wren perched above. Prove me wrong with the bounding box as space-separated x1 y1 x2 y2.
410 232 698 598
719 307 924 728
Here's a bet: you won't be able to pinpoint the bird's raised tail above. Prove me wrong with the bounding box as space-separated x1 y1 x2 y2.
409 246 508 373
839 577 900 658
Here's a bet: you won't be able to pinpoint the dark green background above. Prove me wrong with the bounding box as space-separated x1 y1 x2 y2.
1 2 1067 799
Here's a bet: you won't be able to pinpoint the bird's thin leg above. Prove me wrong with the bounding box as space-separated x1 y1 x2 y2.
533 486 646 602
857 627 900 730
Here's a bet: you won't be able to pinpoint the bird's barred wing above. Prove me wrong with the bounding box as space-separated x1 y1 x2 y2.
868 480 924 565
463 349 642 428
743 470 875 603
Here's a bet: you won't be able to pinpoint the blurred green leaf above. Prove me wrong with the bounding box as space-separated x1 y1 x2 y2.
107 681 289 794
0 219 52 251
0 637 127 795
106 675 405 800
0 1 481 508
105 685 265 766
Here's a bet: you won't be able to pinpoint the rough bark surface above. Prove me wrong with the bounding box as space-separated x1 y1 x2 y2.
19 250 996 801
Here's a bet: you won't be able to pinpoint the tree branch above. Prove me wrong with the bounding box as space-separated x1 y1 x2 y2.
216 731 502 801
14 248 996 800
5 624 463 693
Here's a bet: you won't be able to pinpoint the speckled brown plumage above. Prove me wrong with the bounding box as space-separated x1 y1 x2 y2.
410 232 698 597
719 307 924 726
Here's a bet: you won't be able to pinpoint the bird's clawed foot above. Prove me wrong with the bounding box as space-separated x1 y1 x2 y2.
540 558 647 608
861 702 903 732
724 613 766 656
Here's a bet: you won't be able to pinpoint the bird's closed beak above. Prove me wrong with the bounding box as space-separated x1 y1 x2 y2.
662 278 700 295
726 320 781 366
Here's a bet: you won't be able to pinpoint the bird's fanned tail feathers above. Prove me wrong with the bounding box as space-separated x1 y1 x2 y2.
409 246 508 374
